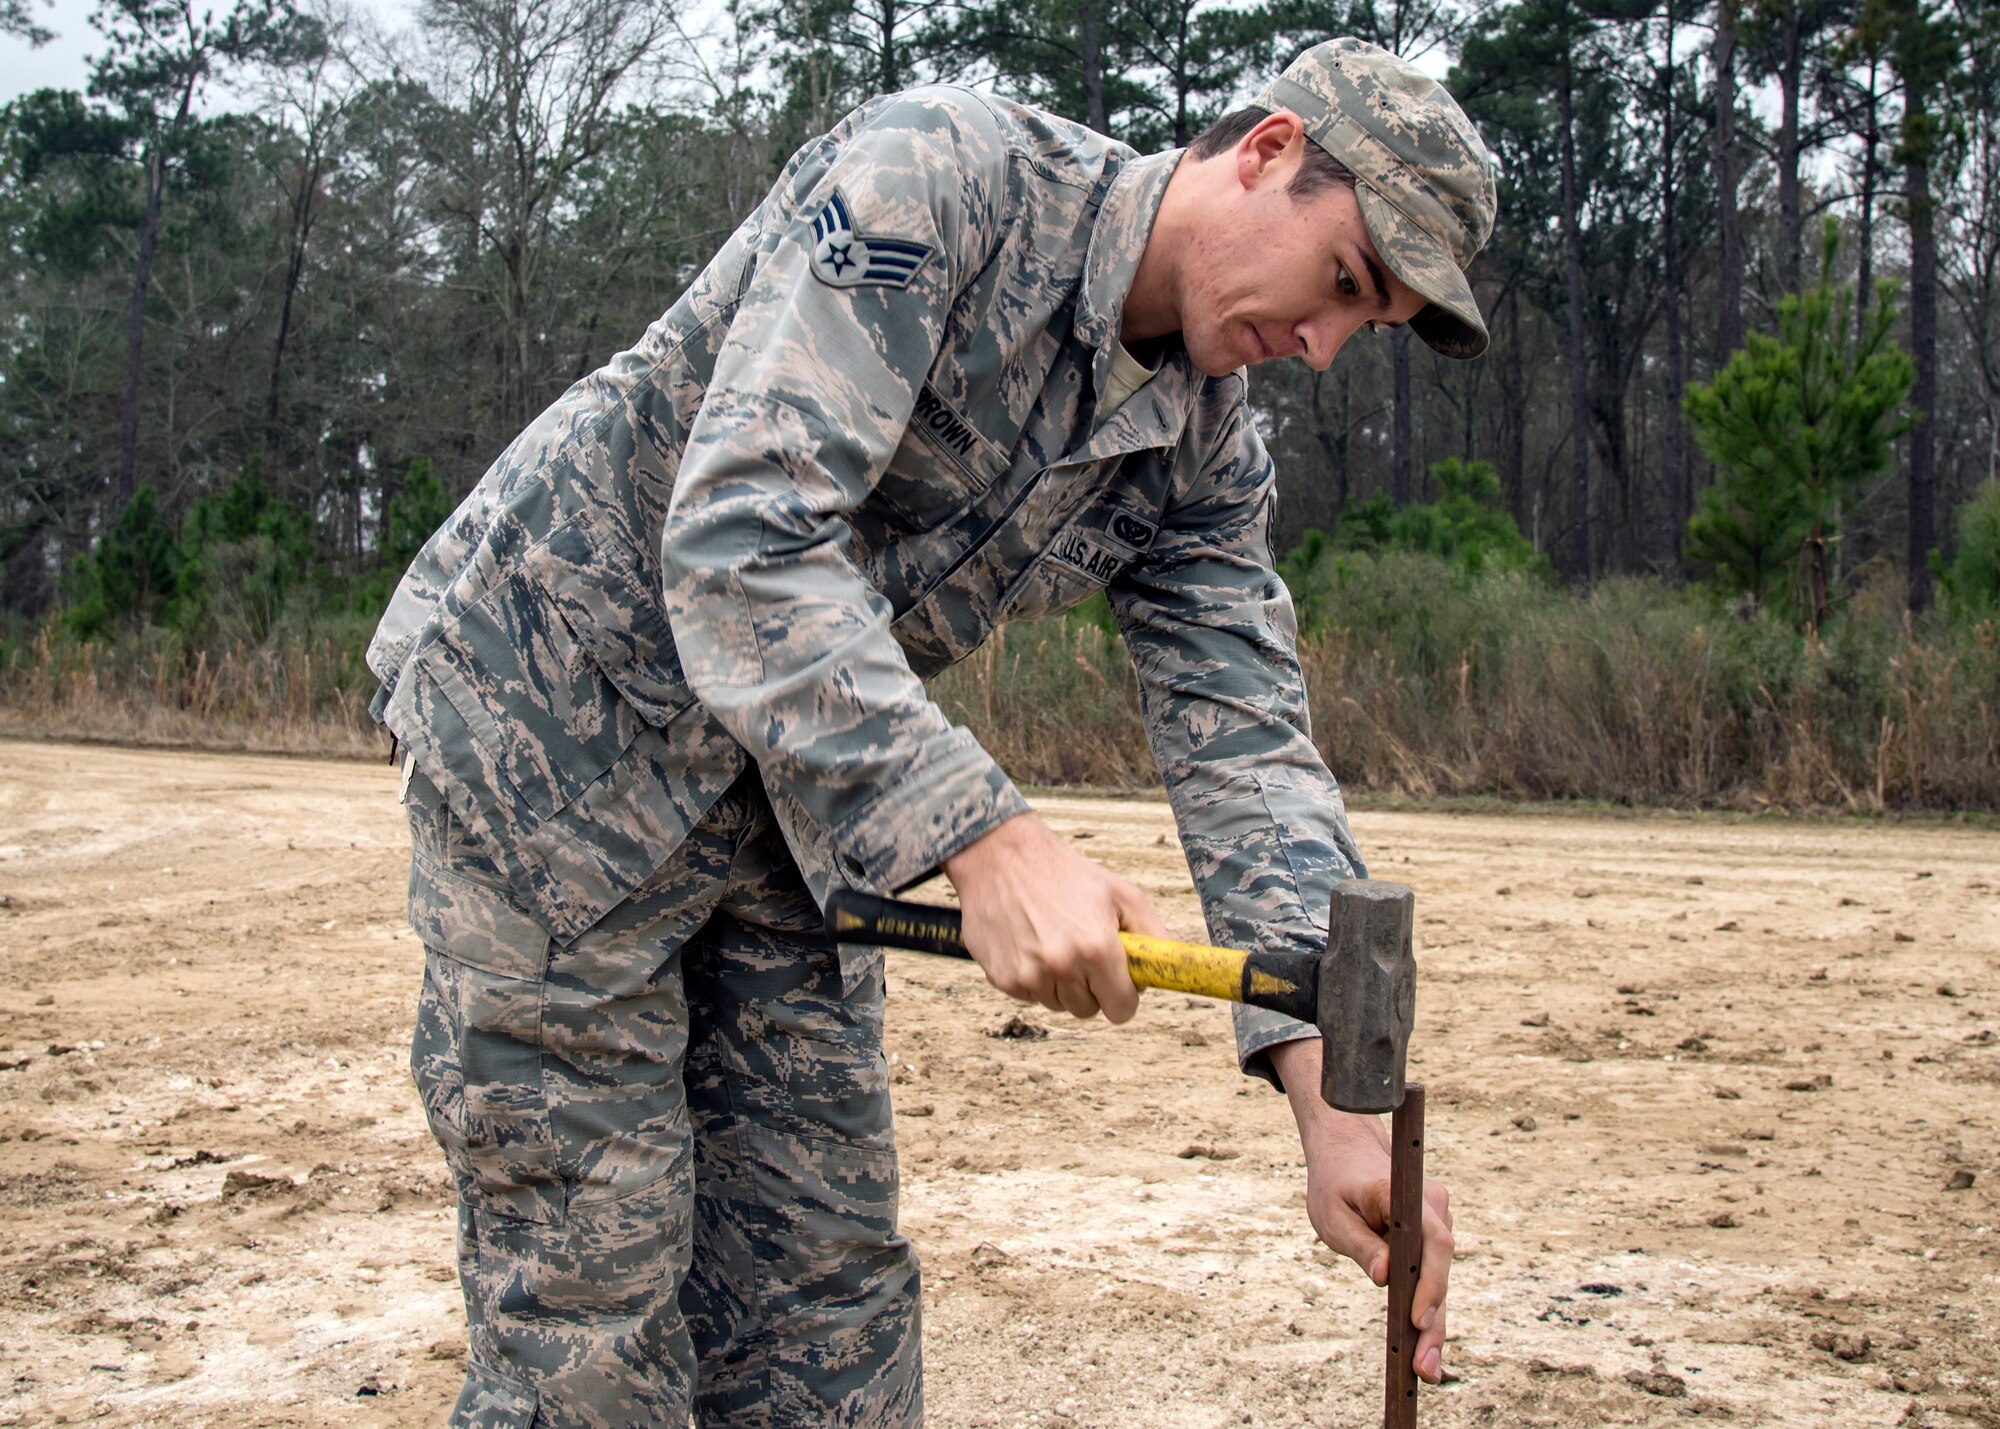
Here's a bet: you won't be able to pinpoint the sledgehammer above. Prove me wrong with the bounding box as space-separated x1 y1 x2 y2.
824 880 1427 1426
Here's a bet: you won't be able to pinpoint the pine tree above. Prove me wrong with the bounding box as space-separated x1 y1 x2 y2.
1684 218 1915 632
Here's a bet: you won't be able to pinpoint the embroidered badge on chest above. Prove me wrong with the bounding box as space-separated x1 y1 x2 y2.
809 189 933 290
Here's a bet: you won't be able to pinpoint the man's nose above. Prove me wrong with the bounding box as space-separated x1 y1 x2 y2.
1299 312 1361 371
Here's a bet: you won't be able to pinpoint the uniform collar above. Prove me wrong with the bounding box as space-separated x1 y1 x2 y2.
1075 147 1183 375
1074 147 1194 450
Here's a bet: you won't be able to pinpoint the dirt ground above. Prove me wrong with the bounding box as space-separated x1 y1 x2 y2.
0 739 1995 1427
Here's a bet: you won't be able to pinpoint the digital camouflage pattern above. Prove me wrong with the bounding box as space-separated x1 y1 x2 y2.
1253 38 1498 358
408 766 918 1426
369 76 1431 1421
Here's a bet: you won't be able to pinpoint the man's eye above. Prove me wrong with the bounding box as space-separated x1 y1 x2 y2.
1337 265 1358 298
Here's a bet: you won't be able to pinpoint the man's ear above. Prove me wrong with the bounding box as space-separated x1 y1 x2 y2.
1237 110 1306 191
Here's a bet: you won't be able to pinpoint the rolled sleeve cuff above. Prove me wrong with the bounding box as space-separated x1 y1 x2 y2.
1233 1003 1319 1091
829 727 1031 893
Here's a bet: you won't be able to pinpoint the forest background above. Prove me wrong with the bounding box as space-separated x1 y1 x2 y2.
0 0 1996 812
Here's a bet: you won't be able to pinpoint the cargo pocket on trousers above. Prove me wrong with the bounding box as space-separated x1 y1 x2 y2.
735 1122 909 1331
412 949 562 1225
450 1358 538 1429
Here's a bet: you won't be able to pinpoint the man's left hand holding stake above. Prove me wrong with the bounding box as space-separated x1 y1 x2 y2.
946 809 1455 1386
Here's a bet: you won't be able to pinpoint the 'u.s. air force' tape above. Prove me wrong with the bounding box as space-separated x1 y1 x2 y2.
809 189 933 290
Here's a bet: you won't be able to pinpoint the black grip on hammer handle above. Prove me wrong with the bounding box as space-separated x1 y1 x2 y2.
825 890 974 960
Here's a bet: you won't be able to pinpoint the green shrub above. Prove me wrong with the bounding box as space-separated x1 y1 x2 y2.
1935 479 2000 620
1280 459 1548 633
63 486 180 639
175 471 319 644
357 459 455 612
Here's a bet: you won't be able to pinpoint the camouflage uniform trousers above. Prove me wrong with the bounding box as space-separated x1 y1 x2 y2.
405 767 922 1427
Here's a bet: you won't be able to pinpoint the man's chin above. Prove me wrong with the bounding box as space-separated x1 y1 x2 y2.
1186 340 1254 378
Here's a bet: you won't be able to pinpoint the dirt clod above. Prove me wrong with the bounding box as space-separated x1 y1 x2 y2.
967 1242 1012 1270
220 1169 294 1198
1624 1368 1689 1397
1810 1330 1872 1362
987 1015 1047 1041
1177 1143 1239 1161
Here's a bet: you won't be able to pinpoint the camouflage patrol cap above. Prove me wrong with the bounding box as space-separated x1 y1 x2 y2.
1252 38 1498 358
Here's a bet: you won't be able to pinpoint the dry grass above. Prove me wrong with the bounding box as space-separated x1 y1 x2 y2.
958 563 2000 814
5 558 1995 813
0 627 387 758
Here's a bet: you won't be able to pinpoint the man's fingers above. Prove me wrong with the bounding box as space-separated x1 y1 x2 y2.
1415 1305 1447 1384
1115 880 1171 941
1313 1194 1390 1285
1052 963 1102 1020
1094 972 1140 1024
1411 1192 1455 1384
1088 931 1140 1024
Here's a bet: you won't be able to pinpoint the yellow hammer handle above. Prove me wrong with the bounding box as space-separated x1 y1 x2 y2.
1117 932 1257 1002
823 892 1315 1020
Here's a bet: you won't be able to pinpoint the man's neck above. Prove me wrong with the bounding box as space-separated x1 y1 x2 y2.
1120 152 1202 347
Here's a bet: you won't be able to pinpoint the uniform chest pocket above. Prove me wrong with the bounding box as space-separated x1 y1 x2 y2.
1005 501 1159 621
427 519 649 820
869 386 1010 529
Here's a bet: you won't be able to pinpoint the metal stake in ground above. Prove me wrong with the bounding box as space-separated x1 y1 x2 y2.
1385 1083 1426 1429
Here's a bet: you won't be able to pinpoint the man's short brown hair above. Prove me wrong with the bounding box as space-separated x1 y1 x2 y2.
1188 106 1358 200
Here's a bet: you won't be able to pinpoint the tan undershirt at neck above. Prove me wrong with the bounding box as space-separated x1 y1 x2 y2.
1098 341 1161 418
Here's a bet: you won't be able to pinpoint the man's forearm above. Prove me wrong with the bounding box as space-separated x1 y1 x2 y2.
1267 1035 1392 1155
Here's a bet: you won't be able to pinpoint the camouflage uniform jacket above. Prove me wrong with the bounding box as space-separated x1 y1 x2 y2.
367 86 1367 1081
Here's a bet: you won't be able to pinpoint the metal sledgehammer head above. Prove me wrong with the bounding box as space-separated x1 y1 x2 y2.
1319 880 1417 1115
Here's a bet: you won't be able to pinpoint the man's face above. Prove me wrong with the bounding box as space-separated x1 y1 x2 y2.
1176 134 1431 379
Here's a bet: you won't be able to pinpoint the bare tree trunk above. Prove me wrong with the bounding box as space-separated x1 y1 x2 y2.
265 152 324 459
116 60 200 513
1310 367 1352 521
1662 0 1687 568
1504 285 1527 530
1855 60 1880 334
1776 0 1804 295
1172 2 1191 145
1713 0 1742 359
1081 2 1107 134
1392 325 1413 505
878 0 898 94
1907 144 1937 612
116 148 169 512
1560 47 1592 582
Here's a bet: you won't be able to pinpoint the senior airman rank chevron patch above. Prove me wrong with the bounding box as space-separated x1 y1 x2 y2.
809 189 933 290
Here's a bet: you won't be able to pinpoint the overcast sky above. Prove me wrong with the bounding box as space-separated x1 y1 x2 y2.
0 0 418 104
